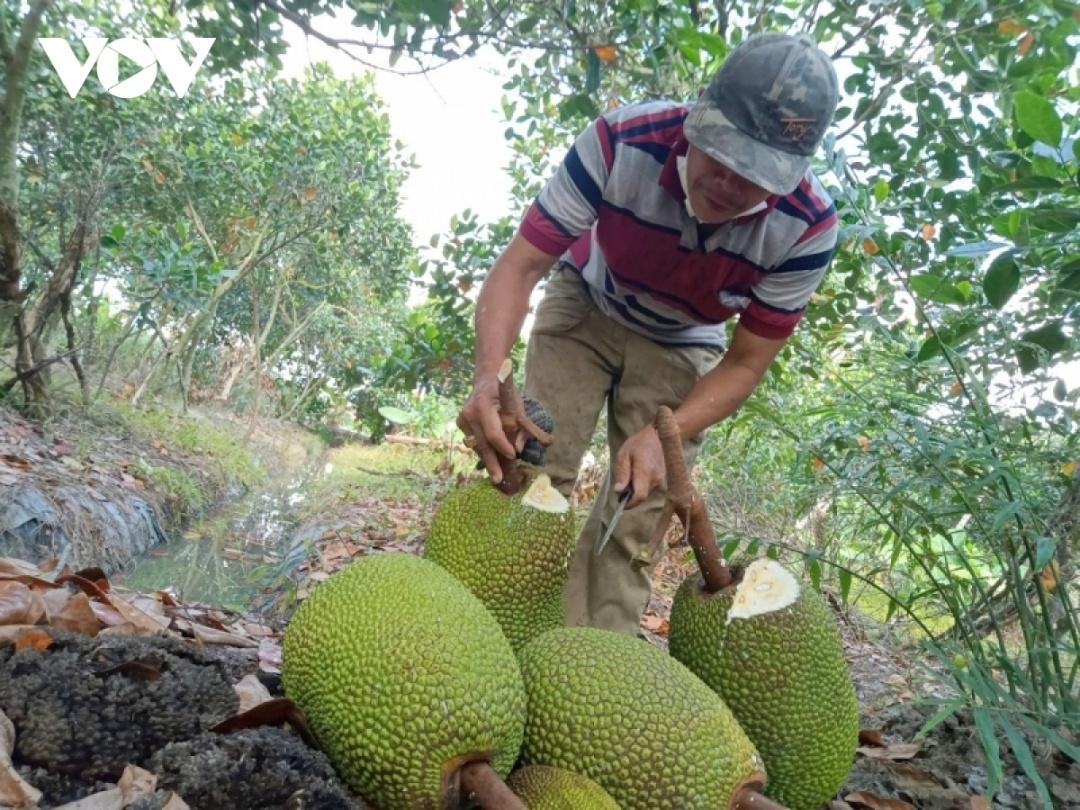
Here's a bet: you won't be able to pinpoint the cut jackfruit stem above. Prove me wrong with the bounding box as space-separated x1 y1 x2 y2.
731 785 792 810
654 406 732 592
727 558 800 621
460 761 527 810
522 473 569 513
493 359 553 496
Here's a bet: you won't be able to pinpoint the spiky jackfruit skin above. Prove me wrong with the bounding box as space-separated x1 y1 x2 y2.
424 477 574 651
668 571 859 810
518 627 764 810
507 765 620 809
281 553 525 810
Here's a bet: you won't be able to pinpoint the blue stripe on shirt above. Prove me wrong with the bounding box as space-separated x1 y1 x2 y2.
791 186 832 221
598 201 682 238
772 248 834 274
624 294 683 326
603 294 725 348
774 198 815 226
565 145 602 209
622 141 672 163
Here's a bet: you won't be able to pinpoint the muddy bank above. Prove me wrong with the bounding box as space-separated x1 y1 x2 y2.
0 407 226 574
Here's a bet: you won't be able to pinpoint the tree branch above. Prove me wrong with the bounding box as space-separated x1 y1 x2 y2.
184 196 219 264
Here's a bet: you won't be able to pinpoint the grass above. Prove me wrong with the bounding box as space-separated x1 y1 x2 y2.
111 400 268 492
128 458 207 525
300 442 475 520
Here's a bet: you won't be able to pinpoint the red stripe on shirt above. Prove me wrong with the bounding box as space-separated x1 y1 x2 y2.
795 210 838 244
798 177 829 214
739 301 804 339
520 203 575 257
596 207 763 323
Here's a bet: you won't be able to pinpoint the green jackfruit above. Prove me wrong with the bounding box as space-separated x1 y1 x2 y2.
519 627 764 810
507 765 619 809
669 558 859 810
281 553 525 810
425 473 574 651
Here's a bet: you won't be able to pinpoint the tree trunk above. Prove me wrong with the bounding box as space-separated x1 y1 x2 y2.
161 228 268 408
0 0 53 305
283 375 323 421
246 280 262 437
10 213 89 403
215 349 250 401
216 271 286 402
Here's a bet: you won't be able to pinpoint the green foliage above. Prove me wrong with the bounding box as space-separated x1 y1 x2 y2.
113 401 266 491
128 458 207 523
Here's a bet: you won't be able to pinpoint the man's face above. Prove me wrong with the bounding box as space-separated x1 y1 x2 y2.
684 144 773 223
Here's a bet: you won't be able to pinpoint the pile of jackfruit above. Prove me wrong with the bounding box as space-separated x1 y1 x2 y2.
281 470 859 810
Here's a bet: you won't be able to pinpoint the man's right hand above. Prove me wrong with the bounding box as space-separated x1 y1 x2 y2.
456 378 520 484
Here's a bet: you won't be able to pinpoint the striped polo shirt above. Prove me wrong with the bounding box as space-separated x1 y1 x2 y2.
518 101 838 348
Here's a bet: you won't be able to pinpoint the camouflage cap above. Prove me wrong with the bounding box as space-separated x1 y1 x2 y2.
683 32 838 195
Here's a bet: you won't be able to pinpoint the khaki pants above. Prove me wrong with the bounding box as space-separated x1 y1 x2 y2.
524 267 722 636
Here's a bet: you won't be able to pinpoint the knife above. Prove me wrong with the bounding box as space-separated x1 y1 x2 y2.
594 484 633 556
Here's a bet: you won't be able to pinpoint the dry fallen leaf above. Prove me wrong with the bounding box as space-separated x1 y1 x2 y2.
118 763 157 803
14 627 53 652
858 728 886 747
174 619 257 647
258 637 282 673
213 697 317 747
844 791 916 810
51 786 124 809
234 673 273 714
161 793 191 809
1 708 42 808
640 612 669 635
42 586 73 619
0 581 45 625
0 624 39 646
970 797 990 810
103 592 170 634
53 592 102 636
856 741 922 761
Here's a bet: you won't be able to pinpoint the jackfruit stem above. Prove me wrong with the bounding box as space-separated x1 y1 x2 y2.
495 359 552 495
731 786 791 810
459 761 527 810
654 406 732 593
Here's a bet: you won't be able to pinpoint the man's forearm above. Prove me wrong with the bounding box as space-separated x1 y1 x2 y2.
672 360 764 439
474 271 533 384
472 233 559 385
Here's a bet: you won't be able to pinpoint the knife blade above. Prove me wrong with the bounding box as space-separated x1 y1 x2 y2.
594 484 633 556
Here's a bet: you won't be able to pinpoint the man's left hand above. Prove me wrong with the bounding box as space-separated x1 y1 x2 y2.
612 425 665 508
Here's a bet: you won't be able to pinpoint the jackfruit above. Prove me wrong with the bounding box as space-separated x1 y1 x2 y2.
668 558 859 810
425 473 574 651
507 765 619 809
281 552 526 810
518 627 764 810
